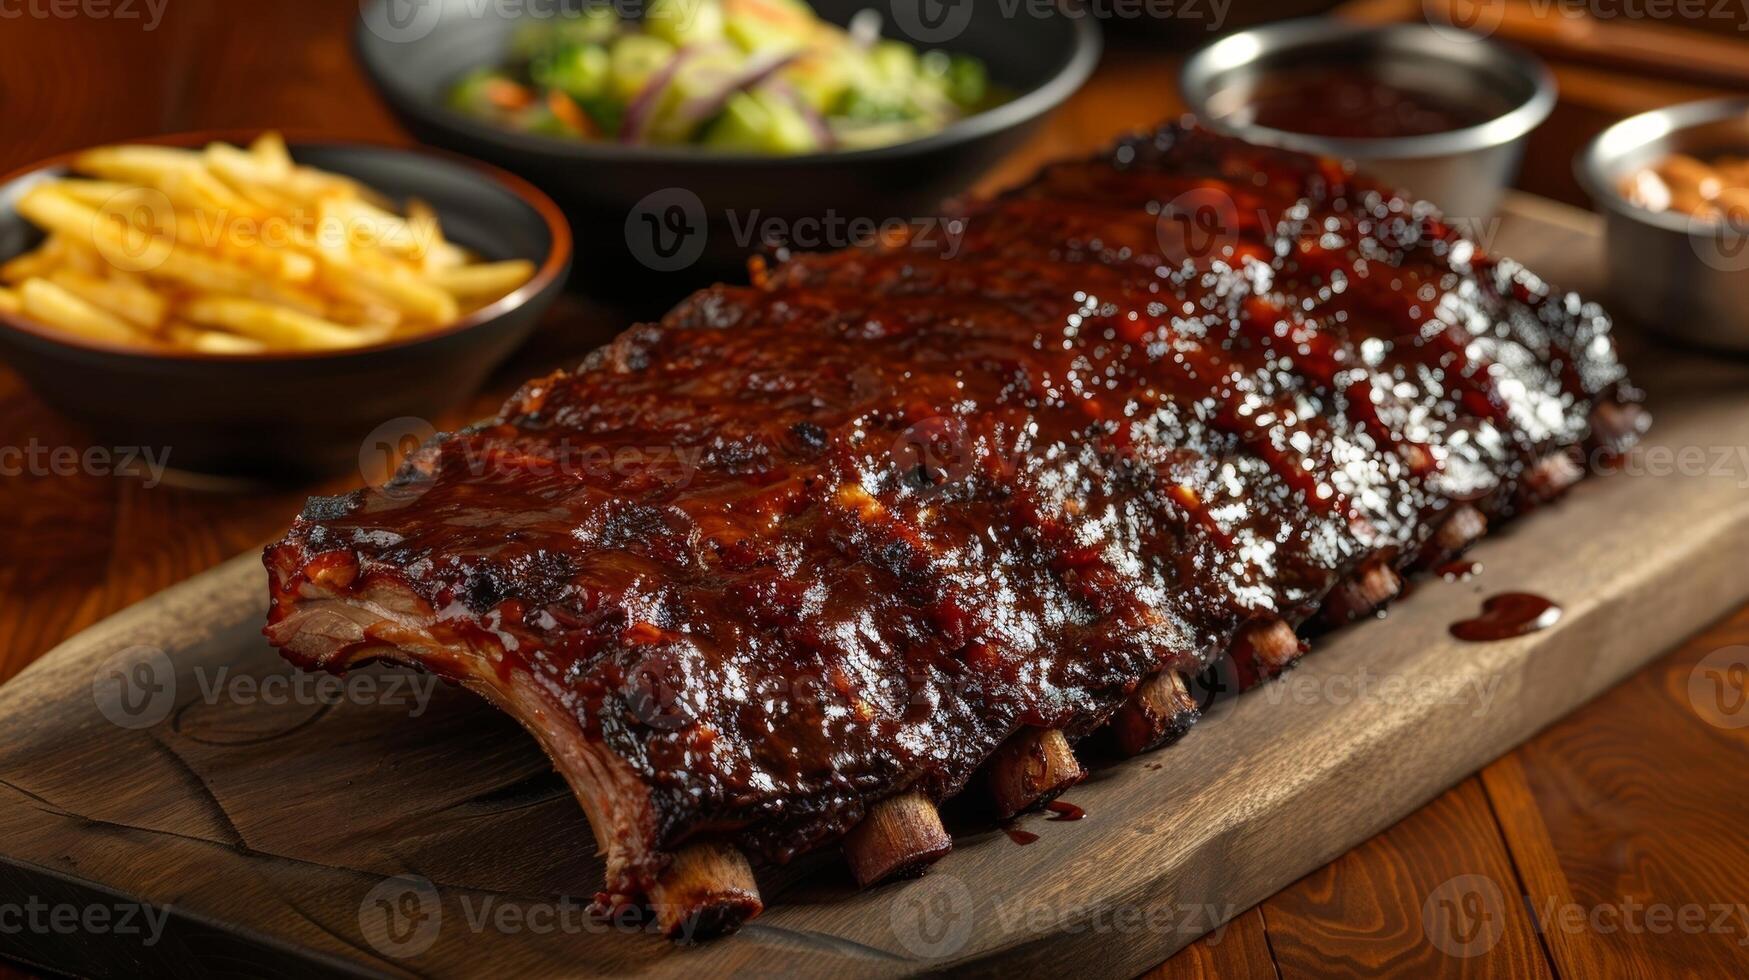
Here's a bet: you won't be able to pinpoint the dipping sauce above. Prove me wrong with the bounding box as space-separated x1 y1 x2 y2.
1449 592 1562 642
1621 152 1749 224
1234 66 1499 139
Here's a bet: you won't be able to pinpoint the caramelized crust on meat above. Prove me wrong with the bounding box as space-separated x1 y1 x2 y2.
264 122 1644 928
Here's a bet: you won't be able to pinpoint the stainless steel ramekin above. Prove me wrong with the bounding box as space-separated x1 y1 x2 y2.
1180 19 1556 219
1577 97 1749 353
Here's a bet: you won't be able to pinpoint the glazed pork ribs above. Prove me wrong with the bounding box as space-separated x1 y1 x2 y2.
263 123 1645 938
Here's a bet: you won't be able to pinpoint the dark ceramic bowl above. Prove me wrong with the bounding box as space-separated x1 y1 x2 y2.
0 132 572 481
354 0 1101 298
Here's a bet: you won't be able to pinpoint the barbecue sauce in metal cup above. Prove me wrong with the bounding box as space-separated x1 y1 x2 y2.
1230 66 1501 140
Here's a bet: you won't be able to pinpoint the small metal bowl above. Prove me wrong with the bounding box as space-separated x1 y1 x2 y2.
1577 97 1749 353
1180 19 1556 218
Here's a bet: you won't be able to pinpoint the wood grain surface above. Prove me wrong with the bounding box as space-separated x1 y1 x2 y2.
1 2 1747 977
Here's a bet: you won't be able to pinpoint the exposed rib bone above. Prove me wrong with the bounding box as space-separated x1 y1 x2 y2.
1228 618 1304 687
1590 399 1649 451
1432 504 1488 556
1321 559 1403 624
988 726 1085 818
1523 450 1585 502
842 790 952 886
647 843 763 941
1109 671 1200 756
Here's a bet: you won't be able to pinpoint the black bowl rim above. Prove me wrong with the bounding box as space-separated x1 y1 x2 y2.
352 0 1103 166
0 129 574 364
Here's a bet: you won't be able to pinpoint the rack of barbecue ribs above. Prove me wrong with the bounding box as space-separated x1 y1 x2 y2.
263 121 1648 940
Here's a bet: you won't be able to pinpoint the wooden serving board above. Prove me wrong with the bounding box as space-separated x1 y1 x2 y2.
2 194 1747 979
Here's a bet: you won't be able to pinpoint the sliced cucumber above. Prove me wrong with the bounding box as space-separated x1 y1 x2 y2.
704 89 820 153
609 34 678 103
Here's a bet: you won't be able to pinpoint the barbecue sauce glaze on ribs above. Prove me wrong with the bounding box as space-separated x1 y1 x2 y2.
264 122 1645 935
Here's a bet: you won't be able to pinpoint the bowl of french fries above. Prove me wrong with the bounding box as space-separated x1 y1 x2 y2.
0 131 571 477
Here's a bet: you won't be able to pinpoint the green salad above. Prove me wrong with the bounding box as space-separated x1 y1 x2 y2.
447 0 1005 152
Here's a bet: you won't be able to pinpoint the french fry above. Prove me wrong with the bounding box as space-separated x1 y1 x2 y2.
428 259 535 299
45 178 138 209
3 133 535 354
318 250 459 324
46 268 167 328
71 144 201 185
18 277 143 345
182 295 383 350
166 322 270 354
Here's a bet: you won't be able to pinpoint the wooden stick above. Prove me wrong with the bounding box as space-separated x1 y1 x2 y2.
1109 671 1200 757
842 790 953 887
647 842 763 941
988 726 1085 819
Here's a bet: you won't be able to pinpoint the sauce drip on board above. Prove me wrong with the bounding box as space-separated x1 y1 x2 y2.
1450 593 1562 642
1045 800 1085 822
1003 825 1039 846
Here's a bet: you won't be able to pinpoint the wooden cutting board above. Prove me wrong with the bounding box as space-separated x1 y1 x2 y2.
2 194 1746 979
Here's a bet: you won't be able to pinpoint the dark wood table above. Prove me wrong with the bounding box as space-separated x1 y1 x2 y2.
1 2 1745 976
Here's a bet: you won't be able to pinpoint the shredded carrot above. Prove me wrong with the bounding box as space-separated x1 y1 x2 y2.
547 89 595 138
485 79 535 111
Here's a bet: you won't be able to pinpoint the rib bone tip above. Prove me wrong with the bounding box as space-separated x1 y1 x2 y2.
648 842 764 941
843 790 953 887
